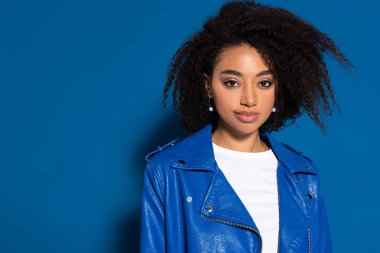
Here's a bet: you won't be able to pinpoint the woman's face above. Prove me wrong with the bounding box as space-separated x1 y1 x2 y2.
206 44 276 137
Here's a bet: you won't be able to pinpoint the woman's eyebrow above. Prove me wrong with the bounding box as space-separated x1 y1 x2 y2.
256 70 272 77
220 69 272 77
220 69 242 76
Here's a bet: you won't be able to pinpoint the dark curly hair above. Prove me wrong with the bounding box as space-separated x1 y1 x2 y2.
163 1 352 134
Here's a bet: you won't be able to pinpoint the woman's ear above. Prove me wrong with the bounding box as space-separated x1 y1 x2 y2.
203 74 212 98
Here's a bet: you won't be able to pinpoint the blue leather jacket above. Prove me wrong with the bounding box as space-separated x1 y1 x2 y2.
140 124 332 252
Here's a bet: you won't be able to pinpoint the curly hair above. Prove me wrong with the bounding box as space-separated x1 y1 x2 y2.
163 1 352 134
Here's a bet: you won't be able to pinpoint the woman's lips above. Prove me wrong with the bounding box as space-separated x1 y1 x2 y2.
234 111 259 123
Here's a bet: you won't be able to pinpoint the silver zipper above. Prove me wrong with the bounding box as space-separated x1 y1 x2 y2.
307 226 312 253
201 214 262 252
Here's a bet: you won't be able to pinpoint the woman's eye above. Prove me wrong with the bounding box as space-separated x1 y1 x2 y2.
258 80 273 88
224 80 239 87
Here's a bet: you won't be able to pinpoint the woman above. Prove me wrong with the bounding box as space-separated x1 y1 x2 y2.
140 1 351 252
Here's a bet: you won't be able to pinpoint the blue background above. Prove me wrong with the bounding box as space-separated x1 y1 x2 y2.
1 0 379 252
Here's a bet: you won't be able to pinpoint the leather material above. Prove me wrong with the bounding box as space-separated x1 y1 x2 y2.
140 124 332 252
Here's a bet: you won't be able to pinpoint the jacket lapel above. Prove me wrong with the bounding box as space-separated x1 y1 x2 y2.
170 124 261 234
171 125 317 252
276 163 311 252
200 165 261 234
262 132 317 252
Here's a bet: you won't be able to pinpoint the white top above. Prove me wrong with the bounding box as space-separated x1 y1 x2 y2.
212 143 279 253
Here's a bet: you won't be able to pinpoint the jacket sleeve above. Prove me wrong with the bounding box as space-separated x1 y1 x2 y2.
140 162 166 253
310 181 333 253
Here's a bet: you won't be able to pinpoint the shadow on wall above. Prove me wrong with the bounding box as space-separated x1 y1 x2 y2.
120 112 186 253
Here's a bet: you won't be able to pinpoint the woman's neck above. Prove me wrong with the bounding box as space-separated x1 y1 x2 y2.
211 124 269 153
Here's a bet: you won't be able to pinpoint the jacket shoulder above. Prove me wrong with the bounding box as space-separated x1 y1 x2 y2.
279 142 325 205
281 141 314 163
278 140 322 177
143 138 184 198
144 137 188 169
145 138 181 162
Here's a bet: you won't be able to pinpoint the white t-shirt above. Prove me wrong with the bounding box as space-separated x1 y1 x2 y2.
212 143 279 253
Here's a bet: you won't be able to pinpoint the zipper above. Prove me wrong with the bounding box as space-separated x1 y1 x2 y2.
307 226 312 253
201 214 263 252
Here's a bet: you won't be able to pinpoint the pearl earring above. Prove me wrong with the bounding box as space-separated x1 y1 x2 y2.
272 107 276 113
208 97 214 112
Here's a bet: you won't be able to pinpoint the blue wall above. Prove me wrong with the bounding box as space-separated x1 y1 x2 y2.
1 1 379 252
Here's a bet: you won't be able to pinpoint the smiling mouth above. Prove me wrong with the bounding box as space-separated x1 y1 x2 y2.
234 111 260 123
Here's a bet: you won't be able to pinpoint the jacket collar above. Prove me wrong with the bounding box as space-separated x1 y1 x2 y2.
171 124 316 175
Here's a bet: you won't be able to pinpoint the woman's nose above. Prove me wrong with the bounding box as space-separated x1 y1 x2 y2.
240 86 257 107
